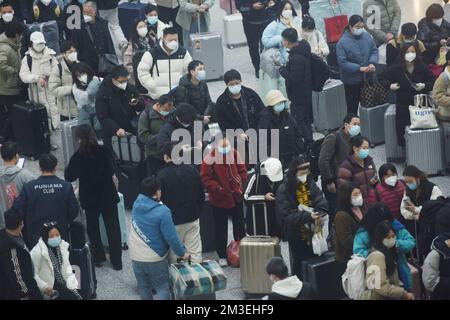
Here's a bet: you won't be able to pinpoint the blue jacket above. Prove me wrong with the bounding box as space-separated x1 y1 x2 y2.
336 30 379 85
131 194 185 258
353 219 416 291
262 17 303 65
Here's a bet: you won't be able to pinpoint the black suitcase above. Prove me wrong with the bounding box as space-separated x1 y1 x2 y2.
118 162 145 210
200 196 215 252
302 251 346 300
118 1 147 40
11 101 50 160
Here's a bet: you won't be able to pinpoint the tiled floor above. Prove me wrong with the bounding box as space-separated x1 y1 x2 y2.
18 0 450 300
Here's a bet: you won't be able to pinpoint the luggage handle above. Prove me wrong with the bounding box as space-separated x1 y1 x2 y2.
252 202 269 236
176 257 192 265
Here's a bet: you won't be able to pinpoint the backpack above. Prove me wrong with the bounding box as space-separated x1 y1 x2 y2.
305 137 325 181
311 54 330 92
341 255 372 300
133 47 159 95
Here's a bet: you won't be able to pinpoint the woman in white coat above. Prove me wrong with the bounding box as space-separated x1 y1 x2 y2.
30 222 82 300
299 16 329 59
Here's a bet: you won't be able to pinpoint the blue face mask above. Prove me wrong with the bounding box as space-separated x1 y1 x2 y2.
218 145 232 155
407 182 418 191
78 0 87 4
147 16 158 25
159 110 171 116
48 236 61 248
273 102 285 113
228 84 242 95
358 149 369 159
195 70 206 81
349 125 361 137
352 28 364 37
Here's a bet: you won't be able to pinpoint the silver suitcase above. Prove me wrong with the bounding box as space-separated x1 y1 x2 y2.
405 126 445 176
384 104 405 162
312 79 347 133
441 121 450 170
62 119 80 166
223 13 247 49
359 103 390 146
189 18 224 81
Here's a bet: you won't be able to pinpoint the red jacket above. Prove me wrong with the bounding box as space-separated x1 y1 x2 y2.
337 155 377 201
367 180 406 220
200 148 248 209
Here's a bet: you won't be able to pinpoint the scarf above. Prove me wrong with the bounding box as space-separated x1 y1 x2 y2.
48 246 65 286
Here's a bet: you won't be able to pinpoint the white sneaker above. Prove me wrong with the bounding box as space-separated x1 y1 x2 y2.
218 259 228 268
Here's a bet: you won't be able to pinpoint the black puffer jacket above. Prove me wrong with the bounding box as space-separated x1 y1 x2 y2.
417 18 450 64
174 74 215 119
235 0 278 24
279 40 312 106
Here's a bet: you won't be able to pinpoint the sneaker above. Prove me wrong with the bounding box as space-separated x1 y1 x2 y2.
218 258 228 268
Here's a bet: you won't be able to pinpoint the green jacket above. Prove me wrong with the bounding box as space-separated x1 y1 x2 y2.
0 33 21 96
138 106 171 158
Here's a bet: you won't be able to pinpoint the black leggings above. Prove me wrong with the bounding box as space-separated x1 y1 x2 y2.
344 83 363 114
242 19 269 72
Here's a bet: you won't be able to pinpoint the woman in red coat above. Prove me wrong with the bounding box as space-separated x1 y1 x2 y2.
201 136 248 267
367 163 406 222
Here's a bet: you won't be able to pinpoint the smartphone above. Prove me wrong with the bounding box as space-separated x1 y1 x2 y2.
130 98 137 104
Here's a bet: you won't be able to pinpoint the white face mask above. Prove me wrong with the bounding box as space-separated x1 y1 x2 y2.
383 237 397 249
33 43 45 52
433 18 443 27
1 12 14 23
137 27 148 38
385 175 398 187
41 0 52 6
67 51 78 62
165 40 179 52
297 174 308 183
116 81 128 91
282 9 293 19
84 15 93 23
78 74 88 84
351 195 363 207
405 52 416 63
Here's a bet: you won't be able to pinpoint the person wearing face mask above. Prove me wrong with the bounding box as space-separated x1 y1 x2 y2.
432 50 450 122
0 208 42 300
20 31 60 135
353 204 415 295
319 114 361 230
386 23 426 67
137 27 192 100
144 4 170 43
32 0 61 23
48 41 79 122
275 156 328 279
299 16 329 58
30 223 81 300
138 94 175 176
365 220 415 300
337 135 377 203
95 65 140 149
380 43 434 147
173 60 215 124
336 15 378 114
418 4 450 65
257 90 305 169
367 163 406 222
0 1 31 57
201 136 248 267
176 0 215 47
334 183 364 265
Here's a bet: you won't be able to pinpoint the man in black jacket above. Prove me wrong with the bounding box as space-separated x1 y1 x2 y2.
12 155 79 248
279 28 314 146
96 65 140 149
32 0 61 23
0 208 42 300
157 142 205 263
0 1 30 57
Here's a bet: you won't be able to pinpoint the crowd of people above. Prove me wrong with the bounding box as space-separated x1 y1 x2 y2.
0 0 449 301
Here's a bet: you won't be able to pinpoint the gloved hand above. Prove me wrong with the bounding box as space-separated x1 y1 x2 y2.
390 83 400 91
414 83 426 91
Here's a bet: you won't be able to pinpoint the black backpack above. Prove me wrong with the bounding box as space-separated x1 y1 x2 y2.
132 47 159 95
311 54 331 92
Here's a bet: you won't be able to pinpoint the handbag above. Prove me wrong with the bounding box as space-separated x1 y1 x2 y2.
312 224 328 256
260 47 281 78
85 25 119 75
360 74 389 108
324 0 348 44
409 94 439 130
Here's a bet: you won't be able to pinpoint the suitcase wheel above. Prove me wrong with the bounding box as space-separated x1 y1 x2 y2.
122 243 129 251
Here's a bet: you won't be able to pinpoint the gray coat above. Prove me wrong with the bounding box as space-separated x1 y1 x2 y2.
362 0 402 46
176 0 215 31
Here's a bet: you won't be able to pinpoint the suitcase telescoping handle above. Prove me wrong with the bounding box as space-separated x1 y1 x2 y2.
252 202 269 236
176 256 192 265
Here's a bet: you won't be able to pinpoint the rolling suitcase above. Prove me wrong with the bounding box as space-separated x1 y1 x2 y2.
99 192 129 250
441 121 450 170
312 79 347 133
223 13 247 49
61 119 80 166
200 194 216 252
112 135 144 164
408 262 424 300
189 17 224 81
359 103 390 146
240 236 281 294
118 162 145 209
302 251 346 300
118 0 147 41
405 126 445 176
384 104 405 162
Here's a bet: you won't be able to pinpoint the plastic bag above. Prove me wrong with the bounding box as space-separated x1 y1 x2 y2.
312 225 328 256
226 240 240 268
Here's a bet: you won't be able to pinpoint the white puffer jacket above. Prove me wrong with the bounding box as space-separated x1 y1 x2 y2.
137 40 192 99
30 238 78 293
48 57 78 119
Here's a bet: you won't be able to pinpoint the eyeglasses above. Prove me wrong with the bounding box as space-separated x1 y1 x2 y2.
43 221 58 228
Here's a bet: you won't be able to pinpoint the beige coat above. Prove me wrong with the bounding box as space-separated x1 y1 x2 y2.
48 57 78 119
432 70 450 121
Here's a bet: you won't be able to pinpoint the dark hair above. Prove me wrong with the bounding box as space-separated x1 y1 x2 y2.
129 19 147 47
337 182 359 212
343 113 359 125
373 220 397 276
4 208 24 230
446 50 450 64
349 135 369 155
223 69 241 84
395 42 423 67
347 14 364 31
76 124 100 157
286 155 310 195
72 62 94 89
141 176 161 198
158 93 173 106
275 0 298 20
161 141 177 159
403 165 427 182
39 154 57 173
144 3 158 15
360 203 393 242
174 103 197 124
60 40 76 54
111 65 129 79
426 4 445 20
1 141 18 161
281 27 298 44
4 20 25 38
401 23 418 38
187 60 204 79
40 223 62 247
265 257 289 279
302 16 316 30
378 163 397 180
163 27 178 37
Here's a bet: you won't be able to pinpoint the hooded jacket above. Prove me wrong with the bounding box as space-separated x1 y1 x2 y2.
0 165 35 229
268 275 316 300
422 233 450 299
0 32 23 96
174 74 215 118
417 17 450 65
